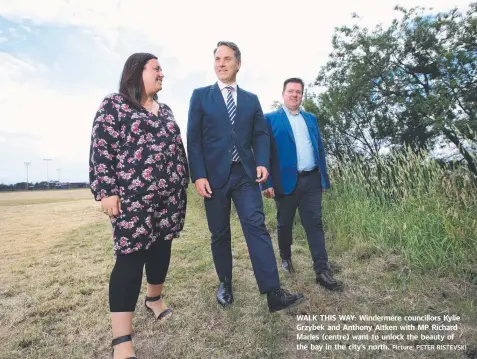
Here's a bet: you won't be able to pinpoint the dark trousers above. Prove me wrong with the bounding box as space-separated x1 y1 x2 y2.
275 169 329 273
109 239 172 312
204 162 280 294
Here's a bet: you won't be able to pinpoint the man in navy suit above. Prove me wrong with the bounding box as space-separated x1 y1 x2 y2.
187 41 305 312
261 78 343 291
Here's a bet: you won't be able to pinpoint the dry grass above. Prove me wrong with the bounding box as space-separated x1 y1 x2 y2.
0 189 91 206
0 188 476 359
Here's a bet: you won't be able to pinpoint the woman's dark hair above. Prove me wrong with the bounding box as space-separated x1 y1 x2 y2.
119 52 158 109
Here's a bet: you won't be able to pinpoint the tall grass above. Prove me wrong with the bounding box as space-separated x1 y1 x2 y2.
318 148 477 279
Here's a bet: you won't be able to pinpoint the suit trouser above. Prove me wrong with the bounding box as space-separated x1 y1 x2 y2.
204 162 280 294
274 169 329 273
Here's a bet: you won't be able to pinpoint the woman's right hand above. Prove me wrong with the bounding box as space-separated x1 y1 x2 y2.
101 195 121 216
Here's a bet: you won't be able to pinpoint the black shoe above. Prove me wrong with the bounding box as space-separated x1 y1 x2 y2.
267 288 305 313
316 269 343 291
216 279 233 306
281 258 295 274
144 294 173 321
111 334 137 359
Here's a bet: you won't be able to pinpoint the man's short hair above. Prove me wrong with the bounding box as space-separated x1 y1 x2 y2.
214 41 242 63
283 78 304 92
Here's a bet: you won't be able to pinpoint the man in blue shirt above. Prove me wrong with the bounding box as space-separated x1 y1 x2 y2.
261 78 343 290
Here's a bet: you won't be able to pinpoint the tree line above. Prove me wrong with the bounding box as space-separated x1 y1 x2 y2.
300 3 476 176
0 181 89 191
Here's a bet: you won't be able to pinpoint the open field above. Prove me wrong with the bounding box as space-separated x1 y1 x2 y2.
0 188 476 359
0 189 91 206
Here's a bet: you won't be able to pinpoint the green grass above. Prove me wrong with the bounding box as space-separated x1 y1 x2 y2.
317 149 477 281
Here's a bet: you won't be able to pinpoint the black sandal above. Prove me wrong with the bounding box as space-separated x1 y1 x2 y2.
111 334 137 359
144 295 173 320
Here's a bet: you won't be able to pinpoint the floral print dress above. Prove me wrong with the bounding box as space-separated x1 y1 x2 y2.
89 93 189 257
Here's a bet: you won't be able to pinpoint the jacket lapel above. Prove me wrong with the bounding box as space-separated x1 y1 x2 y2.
302 112 315 134
210 83 229 119
235 86 245 122
302 112 320 159
278 107 296 144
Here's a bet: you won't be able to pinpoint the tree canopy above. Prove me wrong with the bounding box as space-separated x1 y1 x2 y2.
309 3 477 173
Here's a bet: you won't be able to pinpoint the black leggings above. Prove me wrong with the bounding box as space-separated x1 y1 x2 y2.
109 239 172 312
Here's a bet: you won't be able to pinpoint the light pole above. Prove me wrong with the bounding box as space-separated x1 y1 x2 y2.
43 158 52 189
56 168 61 182
24 162 31 190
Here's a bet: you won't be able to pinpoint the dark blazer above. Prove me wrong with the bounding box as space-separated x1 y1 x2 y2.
261 107 331 195
187 83 270 188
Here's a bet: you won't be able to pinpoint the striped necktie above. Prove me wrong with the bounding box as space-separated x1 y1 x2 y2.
226 86 240 162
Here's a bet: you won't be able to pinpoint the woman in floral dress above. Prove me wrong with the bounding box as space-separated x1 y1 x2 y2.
89 52 188 359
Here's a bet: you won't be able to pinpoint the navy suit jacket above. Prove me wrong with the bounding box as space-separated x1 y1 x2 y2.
261 107 331 195
187 83 270 188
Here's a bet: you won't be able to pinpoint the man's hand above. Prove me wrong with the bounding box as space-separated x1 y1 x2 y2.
101 195 120 217
262 188 275 199
256 166 269 183
195 178 212 198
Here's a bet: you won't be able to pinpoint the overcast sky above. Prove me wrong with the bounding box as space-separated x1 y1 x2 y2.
0 0 471 184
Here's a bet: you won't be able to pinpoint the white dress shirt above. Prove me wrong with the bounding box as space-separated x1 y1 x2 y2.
217 80 237 106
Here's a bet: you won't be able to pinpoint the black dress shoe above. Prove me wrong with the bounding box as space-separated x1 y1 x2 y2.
281 258 295 274
316 270 343 291
216 279 233 306
267 288 305 313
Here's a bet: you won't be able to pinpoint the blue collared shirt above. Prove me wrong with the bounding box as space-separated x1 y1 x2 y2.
283 106 316 171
